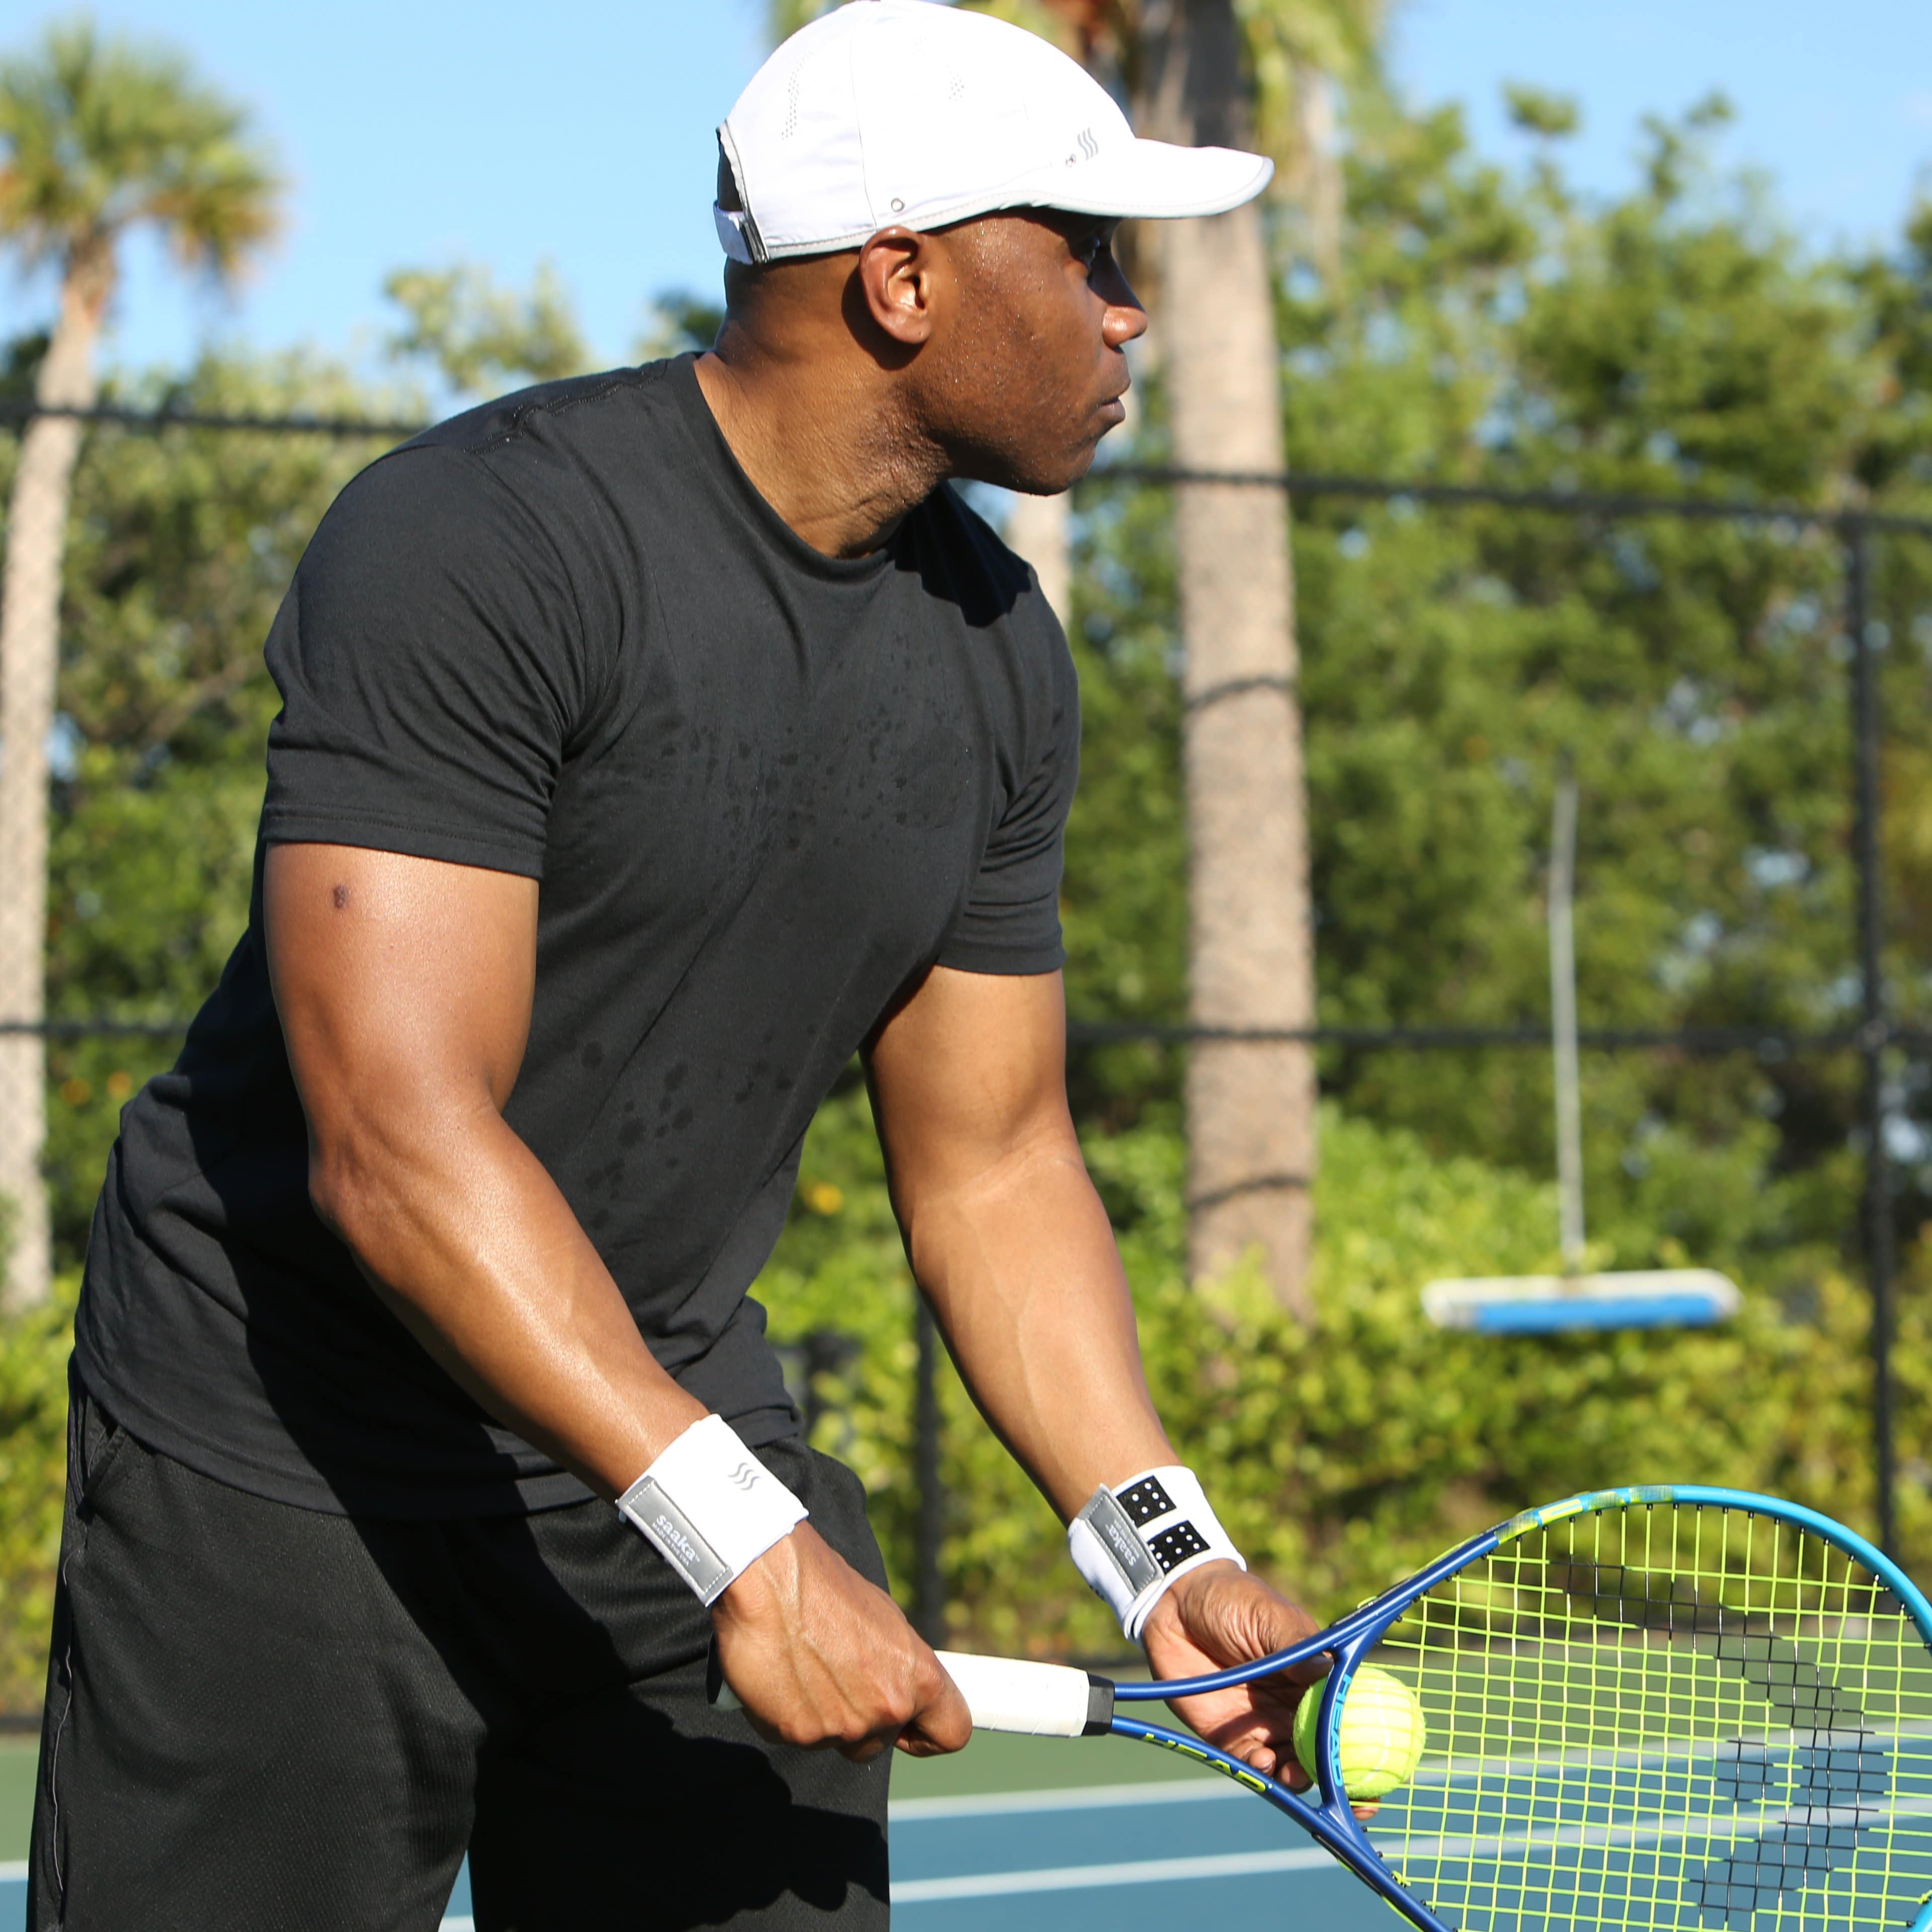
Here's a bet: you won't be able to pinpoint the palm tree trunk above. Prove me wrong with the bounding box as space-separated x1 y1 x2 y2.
1145 0 1316 1316
0 261 104 1306
1004 492 1073 627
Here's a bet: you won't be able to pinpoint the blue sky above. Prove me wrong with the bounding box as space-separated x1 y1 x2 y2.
0 0 1926 382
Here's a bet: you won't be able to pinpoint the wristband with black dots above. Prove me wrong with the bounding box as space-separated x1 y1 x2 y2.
1067 1465 1246 1642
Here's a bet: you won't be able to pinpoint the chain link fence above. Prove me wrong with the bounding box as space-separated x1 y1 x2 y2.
1 399 1929 1660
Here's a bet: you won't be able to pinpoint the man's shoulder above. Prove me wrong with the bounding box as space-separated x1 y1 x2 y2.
403 360 684 466
311 360 696 579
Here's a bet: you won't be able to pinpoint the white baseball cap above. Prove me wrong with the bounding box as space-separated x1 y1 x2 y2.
715 0 1273 266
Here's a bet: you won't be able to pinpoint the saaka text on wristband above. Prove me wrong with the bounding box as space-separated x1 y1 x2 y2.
616 1414 807 1606
1068 1465 1245 1642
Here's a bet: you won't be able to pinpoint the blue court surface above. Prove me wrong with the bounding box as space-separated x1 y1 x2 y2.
12 1725 1929 1929
0 1775 1381 1932
430 1775 1378 1932
879 1776 1388 1931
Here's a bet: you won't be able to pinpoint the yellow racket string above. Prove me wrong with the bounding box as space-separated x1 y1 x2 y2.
1361 1502 1932 1930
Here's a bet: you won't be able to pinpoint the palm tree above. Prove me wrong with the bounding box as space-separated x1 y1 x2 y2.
987 0 1378 1314
1135 0 1376 1316
0 20 278 1304
764 0 1378 1314
931 0 1384 1317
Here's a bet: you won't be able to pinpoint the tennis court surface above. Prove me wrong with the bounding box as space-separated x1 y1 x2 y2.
429 1741 1389 1932
11 1717 1932 1928
0 1730 1387 1932
424 1776 1387 1932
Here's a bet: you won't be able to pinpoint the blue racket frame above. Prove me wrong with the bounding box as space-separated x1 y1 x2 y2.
1105 1485 1932 1932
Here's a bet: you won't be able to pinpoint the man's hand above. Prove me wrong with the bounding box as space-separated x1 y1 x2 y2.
711 1524 972 1763
1141 1562 1326 1785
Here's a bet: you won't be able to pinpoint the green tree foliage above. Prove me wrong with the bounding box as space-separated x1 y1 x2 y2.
0 16 283 1303
634 291 725 363
4 83 1932 1700
1855 199 1932 496
758 1087 1932 1652
0 347 399 1261
383 260 591 397
1068 99 1932 1271
0 1267 66 1712
1503 83 1579 139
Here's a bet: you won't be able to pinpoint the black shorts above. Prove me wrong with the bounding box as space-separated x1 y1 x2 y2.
29 1366 891 1932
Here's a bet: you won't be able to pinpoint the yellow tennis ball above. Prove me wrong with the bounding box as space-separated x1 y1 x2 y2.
1293 1663 1426 1800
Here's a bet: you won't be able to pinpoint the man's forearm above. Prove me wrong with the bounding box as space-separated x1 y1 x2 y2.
310 1099 706 1501
905 1129 1176 1522
266 841 706 1501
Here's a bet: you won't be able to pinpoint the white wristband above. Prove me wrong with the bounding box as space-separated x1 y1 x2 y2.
616 1415 808 1606
1067 1465 1245 1642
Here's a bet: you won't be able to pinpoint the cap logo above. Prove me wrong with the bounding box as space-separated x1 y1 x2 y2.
1067 126 1099 166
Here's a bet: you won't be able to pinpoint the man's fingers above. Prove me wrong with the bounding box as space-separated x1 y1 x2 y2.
898 1647 973 1755
717 1553 974 1762
840 1644 972 1761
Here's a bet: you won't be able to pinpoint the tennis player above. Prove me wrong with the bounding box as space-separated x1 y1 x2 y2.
31 5 1319 1928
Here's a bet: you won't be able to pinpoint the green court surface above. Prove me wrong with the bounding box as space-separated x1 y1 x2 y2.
889 1722 1220 1799
1 1740 35 1861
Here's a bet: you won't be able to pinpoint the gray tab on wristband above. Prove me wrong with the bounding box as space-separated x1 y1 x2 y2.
618 1475 734 1605
1076 1485 1164 1599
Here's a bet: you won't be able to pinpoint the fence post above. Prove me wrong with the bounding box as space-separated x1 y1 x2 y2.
913 1295 945 1643
1846 516 1897 1557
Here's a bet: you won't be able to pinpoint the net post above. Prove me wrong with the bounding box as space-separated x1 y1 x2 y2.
913 1294 945 1642
1847 515 1897 1558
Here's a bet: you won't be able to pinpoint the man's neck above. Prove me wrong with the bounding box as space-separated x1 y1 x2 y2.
693 345 947 560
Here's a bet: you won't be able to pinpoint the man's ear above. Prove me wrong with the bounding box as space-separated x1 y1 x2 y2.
854 226 948 348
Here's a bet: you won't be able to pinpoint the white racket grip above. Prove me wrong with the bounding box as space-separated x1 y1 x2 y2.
936 1651 1115 1737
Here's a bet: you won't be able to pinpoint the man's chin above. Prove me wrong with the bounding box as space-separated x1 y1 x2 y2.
955 443 1101 498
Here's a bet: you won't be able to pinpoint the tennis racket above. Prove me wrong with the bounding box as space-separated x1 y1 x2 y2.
932 1485 1932 1932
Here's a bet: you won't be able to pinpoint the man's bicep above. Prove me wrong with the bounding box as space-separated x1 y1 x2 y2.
865 965 1074 1195
264 842 540 1130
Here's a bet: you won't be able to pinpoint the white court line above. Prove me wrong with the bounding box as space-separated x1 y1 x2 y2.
893 1845 1333 1903
0 1860 26 1881
438 1918 473 1930
892 1778 1237 1821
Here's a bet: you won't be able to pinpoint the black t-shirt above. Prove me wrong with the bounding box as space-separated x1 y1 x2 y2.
74 355 1078 1517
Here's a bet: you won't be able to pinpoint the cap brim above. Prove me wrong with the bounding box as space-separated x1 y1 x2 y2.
716 139 1276 264
1003 139 1273 222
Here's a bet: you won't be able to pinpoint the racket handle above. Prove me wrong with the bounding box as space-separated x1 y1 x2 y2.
705 1643 1113 1738
936 1651 1115 1737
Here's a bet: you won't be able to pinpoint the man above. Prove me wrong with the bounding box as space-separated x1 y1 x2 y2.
32 4 1319 1928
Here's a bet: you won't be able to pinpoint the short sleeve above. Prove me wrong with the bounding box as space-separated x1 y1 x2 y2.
937 599 1080 977
260 445 596 878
